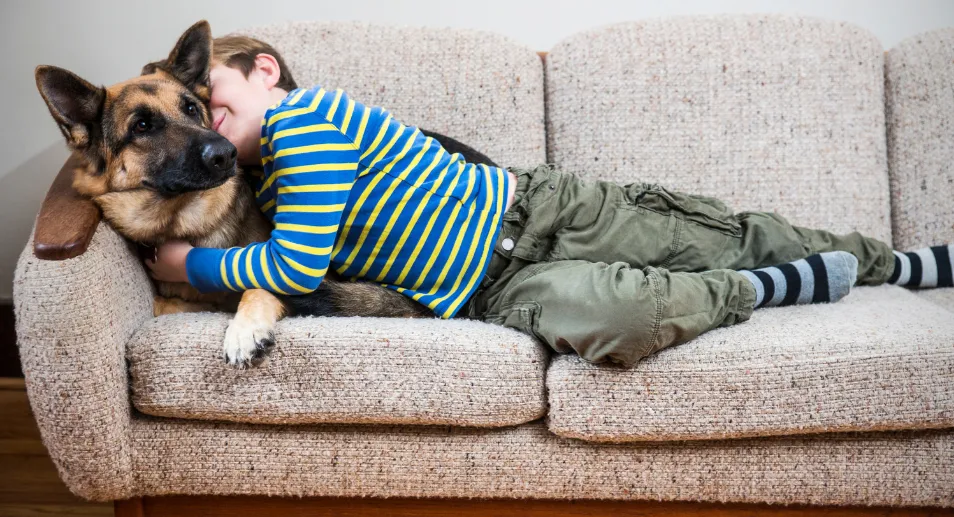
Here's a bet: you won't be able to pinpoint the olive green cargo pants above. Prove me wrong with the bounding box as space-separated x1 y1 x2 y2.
461 164 896 367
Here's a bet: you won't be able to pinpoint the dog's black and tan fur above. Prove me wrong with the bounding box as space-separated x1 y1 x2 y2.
35 20 497 368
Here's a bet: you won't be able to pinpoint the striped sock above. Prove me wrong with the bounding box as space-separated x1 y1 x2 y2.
887 245 954 288
738 251 858 309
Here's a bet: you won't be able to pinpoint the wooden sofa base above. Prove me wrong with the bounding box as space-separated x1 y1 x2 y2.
114 496 954 516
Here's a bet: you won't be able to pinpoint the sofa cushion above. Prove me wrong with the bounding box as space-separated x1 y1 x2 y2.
545 15 892 243
547 285 954 442
238 21 545 168
917 288 954 313
885 28 954 251
128 314 548 427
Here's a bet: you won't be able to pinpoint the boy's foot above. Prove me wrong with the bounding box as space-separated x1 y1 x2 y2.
739 251 858 309
887 245 954 288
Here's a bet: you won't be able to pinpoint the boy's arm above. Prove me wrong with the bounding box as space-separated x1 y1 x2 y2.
185 110 360 295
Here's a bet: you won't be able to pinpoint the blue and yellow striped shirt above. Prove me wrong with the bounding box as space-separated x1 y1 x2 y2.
186 86 510 318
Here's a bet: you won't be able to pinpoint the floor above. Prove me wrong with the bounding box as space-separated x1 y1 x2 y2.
0 378 112 516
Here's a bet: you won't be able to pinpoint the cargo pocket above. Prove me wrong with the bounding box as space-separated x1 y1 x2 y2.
485 262 552 346
497 301 541 337
629 184 741 237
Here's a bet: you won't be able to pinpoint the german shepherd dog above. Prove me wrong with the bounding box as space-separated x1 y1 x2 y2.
34 21 499 368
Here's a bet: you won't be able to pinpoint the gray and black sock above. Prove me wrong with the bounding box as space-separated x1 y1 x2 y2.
739 251 858 309
887 245 954 288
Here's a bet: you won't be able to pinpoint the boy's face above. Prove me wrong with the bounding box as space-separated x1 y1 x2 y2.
208 62 277 166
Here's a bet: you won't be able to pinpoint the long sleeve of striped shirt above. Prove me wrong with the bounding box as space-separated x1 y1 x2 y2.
185 94 360 295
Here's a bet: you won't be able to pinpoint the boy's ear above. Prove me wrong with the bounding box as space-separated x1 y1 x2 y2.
253 53 283 89
165 20 213 98
34 65 105 149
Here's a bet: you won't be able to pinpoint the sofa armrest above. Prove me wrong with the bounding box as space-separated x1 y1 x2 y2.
33 153 101 261
14 221 154 501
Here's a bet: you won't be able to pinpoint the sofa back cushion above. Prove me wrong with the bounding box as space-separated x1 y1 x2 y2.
238 21 546 168
885 28 954 250
545 15 892 242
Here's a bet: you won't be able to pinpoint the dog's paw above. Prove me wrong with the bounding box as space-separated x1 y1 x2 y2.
222 316 275 369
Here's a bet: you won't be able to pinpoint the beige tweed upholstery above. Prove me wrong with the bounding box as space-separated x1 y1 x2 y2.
545 15 893 243
129 417 954 507
14 224 154 500
885 28 954 251
128 313 547 427
547 285 954 443
237 21 546 168
916 288 954 313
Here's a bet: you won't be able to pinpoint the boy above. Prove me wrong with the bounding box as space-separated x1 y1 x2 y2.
147 34 954 367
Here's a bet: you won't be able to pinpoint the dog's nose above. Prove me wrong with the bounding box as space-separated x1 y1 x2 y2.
202 141 237 173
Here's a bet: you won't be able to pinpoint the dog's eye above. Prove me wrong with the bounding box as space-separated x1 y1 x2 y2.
185 102 199 117
134 120 150 134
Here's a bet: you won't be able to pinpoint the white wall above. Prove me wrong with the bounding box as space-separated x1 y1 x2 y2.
2 0 953 300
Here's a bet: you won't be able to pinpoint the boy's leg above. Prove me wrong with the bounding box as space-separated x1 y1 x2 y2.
518 168 895 286
720 211 894 285
473 260 758 367
665 197 952 289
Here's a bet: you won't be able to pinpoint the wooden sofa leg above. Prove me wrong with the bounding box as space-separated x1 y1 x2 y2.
114 497 144 517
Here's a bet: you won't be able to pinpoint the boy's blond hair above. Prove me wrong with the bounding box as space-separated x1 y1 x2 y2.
212 35 298 91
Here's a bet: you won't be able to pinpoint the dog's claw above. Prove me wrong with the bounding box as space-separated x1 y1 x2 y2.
223 318 276 369
249 337 271 366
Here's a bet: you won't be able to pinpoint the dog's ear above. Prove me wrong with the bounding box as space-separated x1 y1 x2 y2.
165 20 212 98
35 65 105 149
141 58 168 76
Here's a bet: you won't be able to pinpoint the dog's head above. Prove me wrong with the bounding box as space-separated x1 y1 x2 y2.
35 20 240 242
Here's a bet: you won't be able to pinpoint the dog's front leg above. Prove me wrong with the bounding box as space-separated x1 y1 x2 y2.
153 295 219 317
223 289 287 369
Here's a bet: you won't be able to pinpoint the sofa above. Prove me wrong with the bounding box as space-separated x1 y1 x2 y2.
14 15 954 512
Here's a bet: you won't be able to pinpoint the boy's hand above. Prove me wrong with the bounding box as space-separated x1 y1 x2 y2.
145 240 193 284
